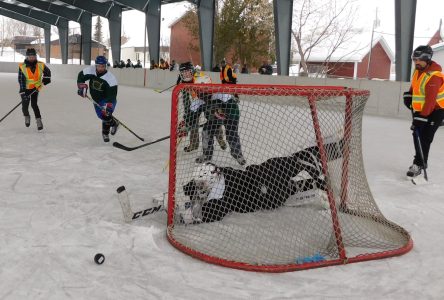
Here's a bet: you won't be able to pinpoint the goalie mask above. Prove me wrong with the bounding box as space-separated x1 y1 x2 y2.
192 163 219 199
179 62 195 83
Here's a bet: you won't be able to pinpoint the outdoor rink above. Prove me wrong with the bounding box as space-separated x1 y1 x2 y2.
1 72 444 299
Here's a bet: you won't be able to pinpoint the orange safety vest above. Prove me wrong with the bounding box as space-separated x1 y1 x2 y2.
411 69 444 111
220 64 237 83
19 62 45 91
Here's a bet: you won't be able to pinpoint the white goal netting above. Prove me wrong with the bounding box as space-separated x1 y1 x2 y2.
166 84 412 272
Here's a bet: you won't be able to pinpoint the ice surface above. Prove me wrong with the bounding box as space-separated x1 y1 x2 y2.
1 73 444 299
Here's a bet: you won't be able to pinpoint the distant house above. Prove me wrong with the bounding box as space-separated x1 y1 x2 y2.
293 35 394 80
169 11 201 66
12 36 40 56
427 20 443 47
120 34 169 66
45 34 108 62
426 20 444 69
431 42 444 67
15 34 108 62
169 11 268 72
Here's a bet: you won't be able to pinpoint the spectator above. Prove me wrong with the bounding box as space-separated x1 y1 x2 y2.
170 60 178 71
113 60 119 68
212 64 221 72
150 59 158 70
219 59 237 84
241 64 249 74
233 63 240 75
125 59 133 68
159 58 169 70
259 60 273 75
119 60 125 68
133 59 142 68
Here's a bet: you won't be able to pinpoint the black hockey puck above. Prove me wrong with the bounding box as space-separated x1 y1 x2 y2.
94 253 105 265
116 186 126 194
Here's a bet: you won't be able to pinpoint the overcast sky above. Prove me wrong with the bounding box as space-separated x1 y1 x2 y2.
90 0 443 50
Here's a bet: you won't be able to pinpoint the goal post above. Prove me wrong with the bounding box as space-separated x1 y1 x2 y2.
167 83 413 272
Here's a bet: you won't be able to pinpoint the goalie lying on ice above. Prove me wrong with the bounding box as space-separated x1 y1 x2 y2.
180 139 344 224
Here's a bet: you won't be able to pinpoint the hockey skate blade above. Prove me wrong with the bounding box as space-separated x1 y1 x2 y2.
411 176 428 185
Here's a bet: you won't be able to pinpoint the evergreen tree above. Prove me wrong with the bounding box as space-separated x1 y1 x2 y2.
94 16 103 43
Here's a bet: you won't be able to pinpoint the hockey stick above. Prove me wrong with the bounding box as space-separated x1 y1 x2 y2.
116 186 165 222
154 83 176 93
413 128 428 182
85 95 145 141
113 122 207 151
0 101 21 124
1 89 38 124
409 110 428 183
113 135 170 151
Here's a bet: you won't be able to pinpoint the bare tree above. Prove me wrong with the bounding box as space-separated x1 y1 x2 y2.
32 26 43 55
292 0 361 76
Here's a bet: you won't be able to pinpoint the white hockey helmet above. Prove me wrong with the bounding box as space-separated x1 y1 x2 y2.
192 163 219 192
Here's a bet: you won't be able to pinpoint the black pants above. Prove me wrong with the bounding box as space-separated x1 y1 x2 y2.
102 116 117 135
413 109 444 167
202 117 243 159
22 91 41 118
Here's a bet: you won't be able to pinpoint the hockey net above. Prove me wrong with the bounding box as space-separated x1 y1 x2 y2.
167 84 412 272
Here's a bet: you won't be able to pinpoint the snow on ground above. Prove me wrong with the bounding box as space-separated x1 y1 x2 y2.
0 72 443 299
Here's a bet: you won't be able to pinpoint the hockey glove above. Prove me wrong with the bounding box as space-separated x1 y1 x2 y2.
403 91 412 109
19 92 28 103
214 109 226 120
177 120 188 137
411 113 428 130
77 83 88 98
101 103 114 117
42 76 51 85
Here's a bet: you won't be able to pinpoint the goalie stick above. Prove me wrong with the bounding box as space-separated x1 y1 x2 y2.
117 186 165 222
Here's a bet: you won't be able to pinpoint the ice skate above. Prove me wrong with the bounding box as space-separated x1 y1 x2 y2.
24 116 30 127
36 118 43 130
406 164 422 178
110 119 119 135
102 133 110 142
184 144 199 152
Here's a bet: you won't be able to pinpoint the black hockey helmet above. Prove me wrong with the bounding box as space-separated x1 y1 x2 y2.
411 45 433 62
26 48 37 56
179 61 194 72
179 61 194 82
